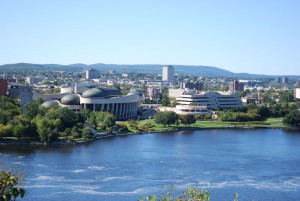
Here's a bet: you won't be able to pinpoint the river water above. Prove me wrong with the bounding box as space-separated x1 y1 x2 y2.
1 129 300 201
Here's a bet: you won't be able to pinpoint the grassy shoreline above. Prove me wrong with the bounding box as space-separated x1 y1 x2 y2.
118 117 287 133
1 117 297 145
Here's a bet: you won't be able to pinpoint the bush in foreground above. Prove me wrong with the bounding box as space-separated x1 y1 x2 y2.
0 162 25 201
139 185 239 201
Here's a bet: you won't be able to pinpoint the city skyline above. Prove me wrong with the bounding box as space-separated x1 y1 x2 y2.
1 0 300 75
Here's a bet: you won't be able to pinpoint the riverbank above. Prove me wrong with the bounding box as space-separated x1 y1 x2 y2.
1 117 298 146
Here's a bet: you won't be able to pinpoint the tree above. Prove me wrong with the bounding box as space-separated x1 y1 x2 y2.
0 163 26 201
0 124 13 138
35 118 60 143
161 88 170 107
155 111 178 127
23 101 41 120
0 97 20 125
88 112 115 131
82 128 93 139
283 110 300 126
180 114 196 127
46 107 84 131
237 91 246 98
257 106 270 119
101 115 116 131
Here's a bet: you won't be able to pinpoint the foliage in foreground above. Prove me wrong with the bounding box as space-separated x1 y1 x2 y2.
139 185 239 201
0 163 25 201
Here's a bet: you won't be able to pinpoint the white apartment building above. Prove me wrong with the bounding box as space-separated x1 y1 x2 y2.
175 90 242 110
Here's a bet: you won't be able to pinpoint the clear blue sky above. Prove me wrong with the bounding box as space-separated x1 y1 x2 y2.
1 0 300 75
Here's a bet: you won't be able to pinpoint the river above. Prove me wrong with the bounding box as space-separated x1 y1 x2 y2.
1 129 300 201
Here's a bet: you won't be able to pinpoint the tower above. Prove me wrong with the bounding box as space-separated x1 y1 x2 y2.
162 65 175 81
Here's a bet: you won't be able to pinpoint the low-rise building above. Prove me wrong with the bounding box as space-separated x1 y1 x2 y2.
42 84 139 119
147 87 163 100
0 79 8 96
9 85 33 113
294 88 300 99
176 90 242 110
180 81 203 91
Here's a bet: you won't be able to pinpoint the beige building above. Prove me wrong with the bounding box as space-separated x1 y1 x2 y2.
162 65 175 81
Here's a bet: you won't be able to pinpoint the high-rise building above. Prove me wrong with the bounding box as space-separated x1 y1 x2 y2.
162 65 175 81
296 80 300 86
275 76 289 84
281 76 288 84
0 79 8 96
85 69 98 80
180 81 203 91
229 80 244 92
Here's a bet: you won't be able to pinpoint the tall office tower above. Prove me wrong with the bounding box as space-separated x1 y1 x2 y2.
296 80 300 86
162 65 175 81
86 69 98 80
281 76 288 84
275 77 282 83
0 79 8 96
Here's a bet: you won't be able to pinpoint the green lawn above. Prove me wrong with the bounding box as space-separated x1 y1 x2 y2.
118 117 286 133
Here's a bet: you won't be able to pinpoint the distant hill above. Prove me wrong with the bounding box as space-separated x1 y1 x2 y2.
1 62 300 79
0 63 82 72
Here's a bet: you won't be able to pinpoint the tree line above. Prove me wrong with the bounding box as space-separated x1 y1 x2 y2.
155 111 196 127
0 97 118 143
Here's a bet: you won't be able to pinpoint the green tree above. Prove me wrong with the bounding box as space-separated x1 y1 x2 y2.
0 124 13 138
46 107 84 131
162 88 170 107
283 110 300 126
237 91 246 98
23 101 41 120
0 97 20 125
82 128 93 139
180 114 196 127
35 118 60 143
0 163 26 201
155 111 178 127
101 115 116 131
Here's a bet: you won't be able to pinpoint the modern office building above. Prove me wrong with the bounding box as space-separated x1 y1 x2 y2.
162 65 175 81
180 81 203 91
42 84 139 119
0 79 8 96
176 90 242 110
281 76 289 84
9 85 33 113
276 76 289 84
229 80 244 92
85 69 98 80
